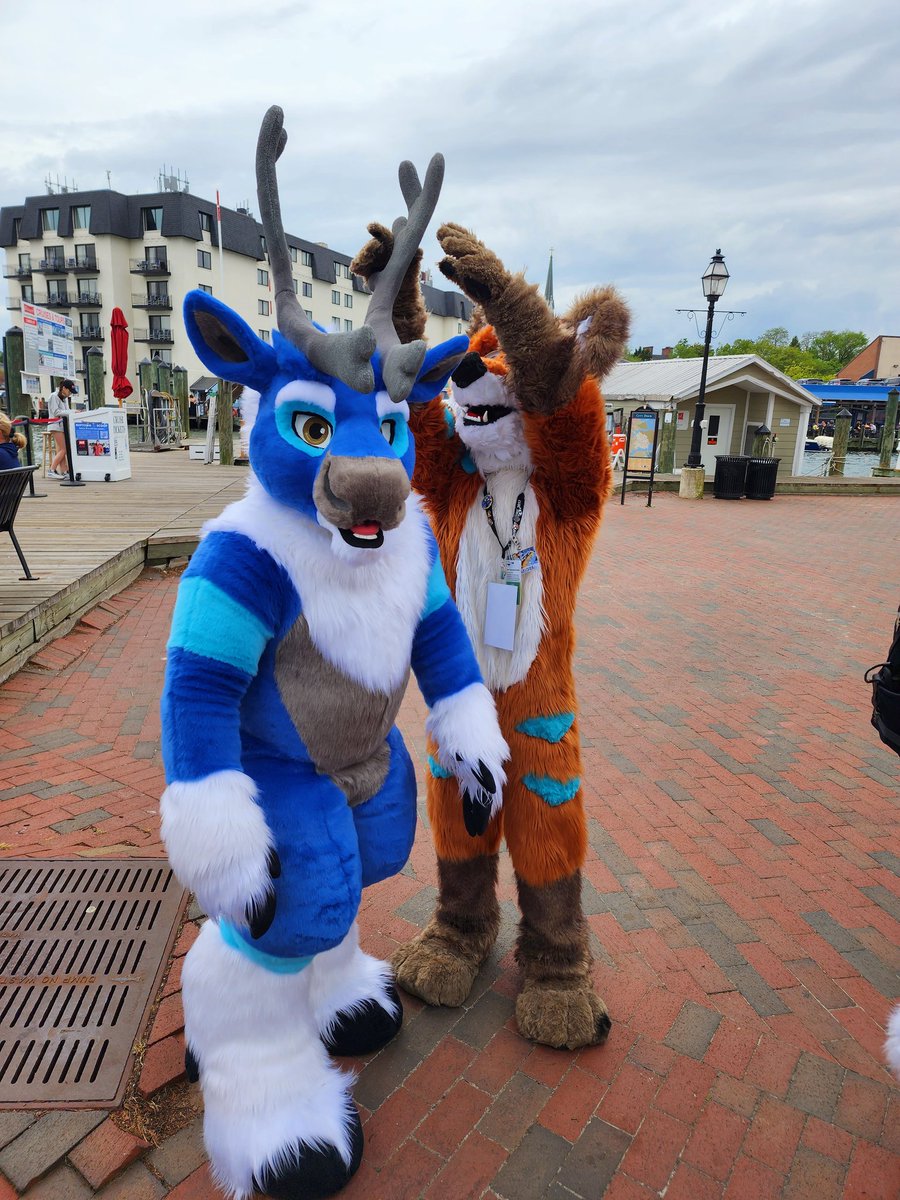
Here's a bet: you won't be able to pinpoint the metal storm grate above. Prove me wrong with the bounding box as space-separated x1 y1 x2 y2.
0 859 187 1108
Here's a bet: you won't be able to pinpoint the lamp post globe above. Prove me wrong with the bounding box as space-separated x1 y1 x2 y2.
687 250 729 470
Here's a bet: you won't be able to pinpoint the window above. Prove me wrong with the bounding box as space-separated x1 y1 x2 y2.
302 282 313 298
290 246 298 263
80 313 97 335
344 294 352 309
41 208 60 232
155 348 173 364
344 265 351 280
198 283 213 295
292 279 298 294
149 314 170 337
258 299 271 316
21 284 33 303
258 268 269 286
258 329 271 343
260 236 267 253
197 249 212 269
78 283 99 302
45 245 64 268
344 319 353 332
18 252 30 271
148 282 169 302
332 289 340 305
333 261 342 278
458 322 463 334
147 246 167 266
47 279 68 301
331 316 341 330
199 211 213 233
73 205 91 230
301 250 312 267
304 308 313 320
142 206 163 232
75 244 96 266
12 218 21 242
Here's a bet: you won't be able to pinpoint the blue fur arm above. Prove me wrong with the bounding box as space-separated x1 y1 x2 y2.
160 531 289 782
411 596 483 709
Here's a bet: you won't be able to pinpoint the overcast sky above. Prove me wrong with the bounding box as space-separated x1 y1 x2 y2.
2 0 898 352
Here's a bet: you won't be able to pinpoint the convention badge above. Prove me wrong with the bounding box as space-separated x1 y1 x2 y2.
484 580 517 651
517 546 539 573
503 554 522 605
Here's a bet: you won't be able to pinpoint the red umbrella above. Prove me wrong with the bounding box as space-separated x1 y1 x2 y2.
110 307 133 402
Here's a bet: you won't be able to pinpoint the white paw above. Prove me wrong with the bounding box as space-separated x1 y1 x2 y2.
160 770 275 925
427 682 508 820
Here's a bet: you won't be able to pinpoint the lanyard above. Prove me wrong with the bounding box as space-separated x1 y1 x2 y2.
482 483 525 559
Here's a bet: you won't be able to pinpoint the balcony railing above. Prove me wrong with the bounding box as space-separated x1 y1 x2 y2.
38 294 73 308
130 257 169 275
132 292 172 309
73 292 102 307
36 258 69 273
3 265 32 279
75 328 105 341
6 298 21 309
72 257 99 273
133 328 174 344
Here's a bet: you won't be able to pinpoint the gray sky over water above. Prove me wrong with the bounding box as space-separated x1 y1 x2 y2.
3 0 897 351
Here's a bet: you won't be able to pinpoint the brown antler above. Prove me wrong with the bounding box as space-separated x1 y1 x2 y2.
362 155 448 400
256 106 376 392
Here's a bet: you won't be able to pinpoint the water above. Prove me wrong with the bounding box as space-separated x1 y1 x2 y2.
800 449 897 477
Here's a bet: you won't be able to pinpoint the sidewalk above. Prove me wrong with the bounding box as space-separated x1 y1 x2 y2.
0 493 897 1198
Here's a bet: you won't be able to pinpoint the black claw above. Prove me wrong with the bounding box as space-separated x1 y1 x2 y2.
462 789 492 838
247 884 277 940
473 758 496 793
253 1107 364 1200
596 1013 612 1044
184 1044 200 1083
267 847 282 879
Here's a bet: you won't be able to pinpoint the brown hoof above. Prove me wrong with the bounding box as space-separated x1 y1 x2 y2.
392 932 479 1008
515 980 611 1050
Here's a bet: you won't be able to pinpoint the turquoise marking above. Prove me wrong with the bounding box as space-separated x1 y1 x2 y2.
460 452 477 474
275 400 334 457
427 754 453 779
381 415 409 458
168 577 272 675
522 774 581 806
443 406 456 437
515 713 575 744
219 919 313 974
422 556 452 619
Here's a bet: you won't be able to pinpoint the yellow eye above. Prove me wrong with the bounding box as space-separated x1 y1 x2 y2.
380 419 395 445
293 411 333 448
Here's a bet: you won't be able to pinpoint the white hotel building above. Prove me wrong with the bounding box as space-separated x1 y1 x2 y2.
1 187 471 391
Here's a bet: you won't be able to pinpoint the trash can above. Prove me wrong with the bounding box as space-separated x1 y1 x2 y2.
744 457 781 500
713 455 750 499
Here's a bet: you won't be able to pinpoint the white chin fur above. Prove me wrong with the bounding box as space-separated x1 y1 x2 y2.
427 681 508 817
183 922 357 1199
160 770 274 925
452 401 532 474
886 1002 900 1080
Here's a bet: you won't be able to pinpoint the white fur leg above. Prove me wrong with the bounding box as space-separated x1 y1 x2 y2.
885 1002 900 1081
427 681 509 819
308 922 399 1040
160 770 274 925
182 921 356 1200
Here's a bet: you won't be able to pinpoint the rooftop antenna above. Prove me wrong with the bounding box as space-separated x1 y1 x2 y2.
106 170 112 189
159 166 191 194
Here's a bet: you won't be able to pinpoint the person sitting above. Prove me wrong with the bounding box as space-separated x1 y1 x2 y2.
0 413 26 470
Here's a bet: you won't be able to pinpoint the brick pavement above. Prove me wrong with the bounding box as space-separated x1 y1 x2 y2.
0 495 898 1199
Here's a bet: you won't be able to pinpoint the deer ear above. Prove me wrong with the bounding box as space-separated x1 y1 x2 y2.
406 335 469 404
184 291 276 388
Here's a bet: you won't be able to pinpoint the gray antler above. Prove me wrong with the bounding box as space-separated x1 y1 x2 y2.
363 154 446 401
256 106 376 392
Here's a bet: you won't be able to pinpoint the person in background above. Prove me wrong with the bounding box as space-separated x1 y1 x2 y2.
0 412 26 470
47 379 75 478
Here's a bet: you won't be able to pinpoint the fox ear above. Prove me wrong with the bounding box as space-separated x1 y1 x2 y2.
184 291 277 389
406 335 469 404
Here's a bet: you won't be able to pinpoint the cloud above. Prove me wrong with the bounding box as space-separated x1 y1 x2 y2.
2 0 898 351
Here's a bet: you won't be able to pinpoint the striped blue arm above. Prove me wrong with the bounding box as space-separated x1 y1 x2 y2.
411 551 483 709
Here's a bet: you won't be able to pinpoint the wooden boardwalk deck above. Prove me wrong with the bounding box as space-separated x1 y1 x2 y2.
0 451 247 680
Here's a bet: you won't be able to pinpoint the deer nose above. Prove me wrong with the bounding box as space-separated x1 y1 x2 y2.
313 453 411 531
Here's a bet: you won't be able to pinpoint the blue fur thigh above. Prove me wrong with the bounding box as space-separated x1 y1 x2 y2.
352 726 417 888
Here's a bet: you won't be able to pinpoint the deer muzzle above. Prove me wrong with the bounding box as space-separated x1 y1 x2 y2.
313 453 411 548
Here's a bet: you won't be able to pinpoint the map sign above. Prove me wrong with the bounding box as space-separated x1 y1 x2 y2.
22 301 76 379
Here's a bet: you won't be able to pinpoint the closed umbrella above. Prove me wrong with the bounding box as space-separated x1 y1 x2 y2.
110 307 133 402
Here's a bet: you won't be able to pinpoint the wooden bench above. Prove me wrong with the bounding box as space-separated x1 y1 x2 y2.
0 465 40 580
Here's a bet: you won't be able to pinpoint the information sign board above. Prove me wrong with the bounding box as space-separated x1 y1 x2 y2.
21 301 76 379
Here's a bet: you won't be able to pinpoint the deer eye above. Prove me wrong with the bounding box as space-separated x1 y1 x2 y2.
380 419 396 445
293 411 333 449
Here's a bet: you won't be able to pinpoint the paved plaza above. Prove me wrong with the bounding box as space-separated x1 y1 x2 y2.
0 492 897 1198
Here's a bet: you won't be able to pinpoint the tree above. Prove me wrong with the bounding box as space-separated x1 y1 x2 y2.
806 330 868 369
671 337 704 358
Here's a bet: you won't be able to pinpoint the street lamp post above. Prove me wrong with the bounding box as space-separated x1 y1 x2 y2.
686 250 729 469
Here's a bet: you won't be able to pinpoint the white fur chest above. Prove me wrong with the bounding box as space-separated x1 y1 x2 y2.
206 478 430 693
455 468 545 692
